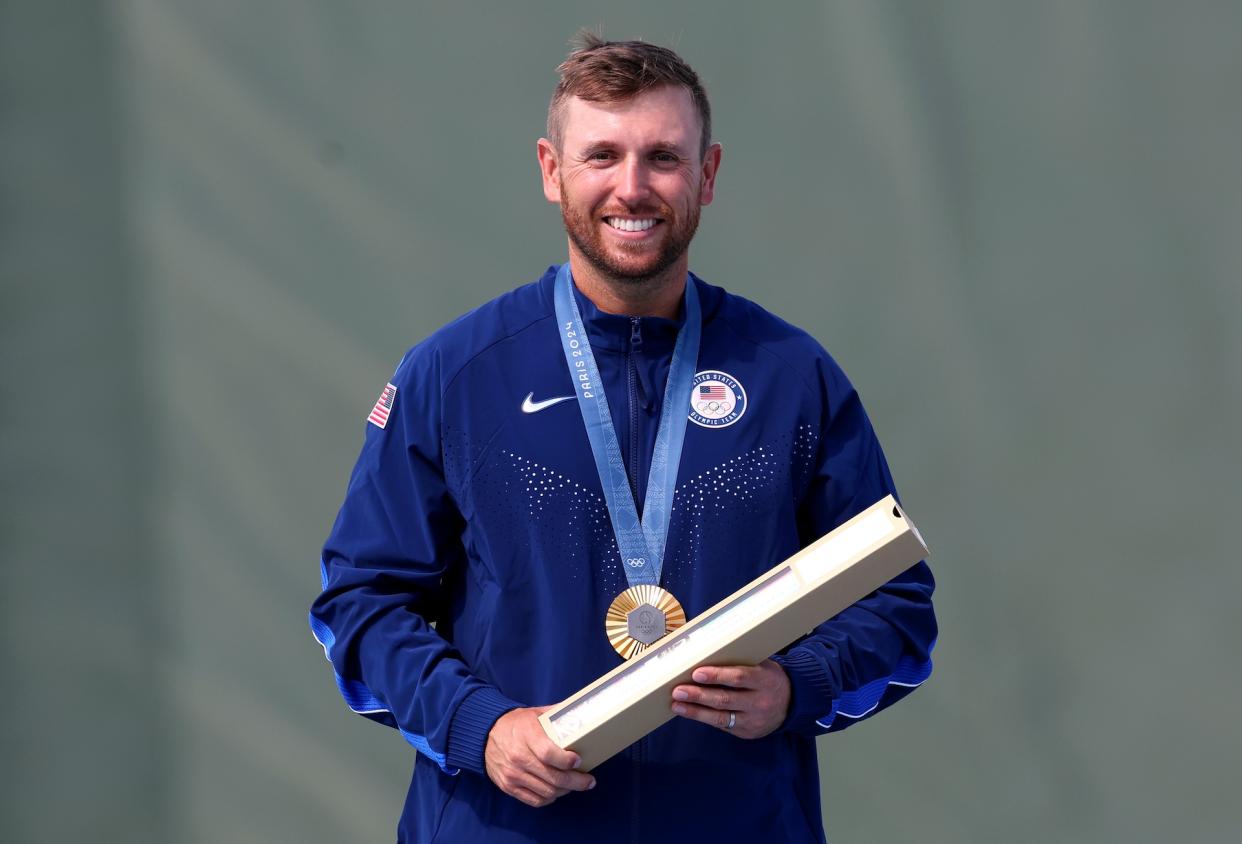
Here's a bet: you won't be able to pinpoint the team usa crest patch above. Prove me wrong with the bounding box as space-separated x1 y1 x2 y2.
368 382 397 429
688 370 746 428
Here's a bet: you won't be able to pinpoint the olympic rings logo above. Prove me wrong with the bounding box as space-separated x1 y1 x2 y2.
695 400 732 414
626 557 646 568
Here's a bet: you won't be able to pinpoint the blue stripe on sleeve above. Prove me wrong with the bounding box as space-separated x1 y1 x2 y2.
815 654 933 729
399 728 457 774
334 673 388 714
309 608 455 773
308 611 335 659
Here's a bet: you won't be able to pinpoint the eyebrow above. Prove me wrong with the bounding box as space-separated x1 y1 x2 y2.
577 139 692 155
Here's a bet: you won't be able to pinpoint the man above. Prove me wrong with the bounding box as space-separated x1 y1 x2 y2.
311 34 936 843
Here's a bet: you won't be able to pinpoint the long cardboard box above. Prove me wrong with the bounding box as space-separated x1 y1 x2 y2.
538 495 929 770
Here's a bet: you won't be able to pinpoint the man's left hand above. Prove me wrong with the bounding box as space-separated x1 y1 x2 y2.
670 659 790 739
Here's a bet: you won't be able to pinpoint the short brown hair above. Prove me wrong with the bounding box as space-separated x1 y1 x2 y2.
547 31 712 159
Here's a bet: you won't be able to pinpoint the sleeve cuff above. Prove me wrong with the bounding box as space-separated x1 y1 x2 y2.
445 686 523 774
772 647 836 734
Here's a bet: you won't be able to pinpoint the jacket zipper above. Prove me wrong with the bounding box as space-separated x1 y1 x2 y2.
629 317 644 844
628 317 643 514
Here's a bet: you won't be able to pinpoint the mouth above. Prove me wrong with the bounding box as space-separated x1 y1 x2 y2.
604 216 661 234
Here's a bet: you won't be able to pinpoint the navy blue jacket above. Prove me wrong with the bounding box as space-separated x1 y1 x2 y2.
311 267 936 843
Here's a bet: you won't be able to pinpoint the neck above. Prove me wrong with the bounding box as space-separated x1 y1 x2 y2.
567 249 687 319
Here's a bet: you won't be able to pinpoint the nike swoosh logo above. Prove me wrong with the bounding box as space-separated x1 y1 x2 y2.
521 392 576 414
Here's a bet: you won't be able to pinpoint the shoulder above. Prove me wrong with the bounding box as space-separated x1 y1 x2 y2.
390 267 557 394
697 275 850 396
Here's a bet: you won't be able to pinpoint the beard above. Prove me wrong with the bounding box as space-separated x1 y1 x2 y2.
560 194 701 285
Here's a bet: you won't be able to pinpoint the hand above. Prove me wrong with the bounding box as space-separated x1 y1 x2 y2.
484 706 596 808
670 659 791 739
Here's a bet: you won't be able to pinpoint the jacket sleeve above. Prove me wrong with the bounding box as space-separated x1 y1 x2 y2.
309 346 521 774
771 354 937 736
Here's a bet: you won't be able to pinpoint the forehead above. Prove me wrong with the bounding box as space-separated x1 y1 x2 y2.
559 86 700 150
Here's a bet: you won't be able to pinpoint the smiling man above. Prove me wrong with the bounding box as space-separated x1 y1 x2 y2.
312 33 936 843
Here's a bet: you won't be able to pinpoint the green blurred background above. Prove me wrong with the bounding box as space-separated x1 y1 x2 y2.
3 1 1240 841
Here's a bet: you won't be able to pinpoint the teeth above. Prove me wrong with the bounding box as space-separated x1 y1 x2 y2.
607 218 657 232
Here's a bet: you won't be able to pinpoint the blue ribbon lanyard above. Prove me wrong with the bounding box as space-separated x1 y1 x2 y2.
553 263 701 587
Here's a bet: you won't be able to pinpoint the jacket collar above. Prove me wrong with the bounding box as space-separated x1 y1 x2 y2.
569 275 686 354
538 264 721 354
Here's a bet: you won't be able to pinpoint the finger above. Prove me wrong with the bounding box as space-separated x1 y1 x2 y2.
522 742 584 783
510 784 555 808
673 683 747 712
691 665 757 688
671 700 738 731
534 740 582 772
518 755 591 795
512 768 566 802
542 765 596 792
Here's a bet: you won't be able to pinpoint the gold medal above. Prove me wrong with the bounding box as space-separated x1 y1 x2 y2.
605 584 687 660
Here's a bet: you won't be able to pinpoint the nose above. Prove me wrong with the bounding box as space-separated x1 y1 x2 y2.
613 156 650 208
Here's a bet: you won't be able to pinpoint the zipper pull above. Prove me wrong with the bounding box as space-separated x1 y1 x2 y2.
630 317 643 353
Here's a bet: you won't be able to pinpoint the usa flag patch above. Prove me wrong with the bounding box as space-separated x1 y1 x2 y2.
368 382 397 429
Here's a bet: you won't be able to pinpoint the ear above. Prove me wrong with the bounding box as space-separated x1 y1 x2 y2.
537 138 562 203
698 143 722 206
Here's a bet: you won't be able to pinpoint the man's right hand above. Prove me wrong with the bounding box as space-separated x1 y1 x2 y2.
484 706 596 807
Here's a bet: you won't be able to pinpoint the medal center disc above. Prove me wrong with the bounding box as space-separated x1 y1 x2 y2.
626 603 667 645
605 585 687 659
